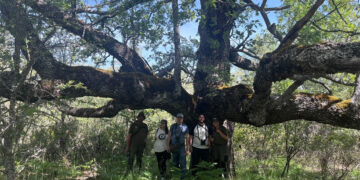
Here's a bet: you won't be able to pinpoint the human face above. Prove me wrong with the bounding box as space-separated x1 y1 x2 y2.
160 122 166 129
176 117 183 124
198 115 205 124
213 121 219 128
137 116 144 121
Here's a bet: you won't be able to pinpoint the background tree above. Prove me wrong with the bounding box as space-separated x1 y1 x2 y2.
1 0 360 179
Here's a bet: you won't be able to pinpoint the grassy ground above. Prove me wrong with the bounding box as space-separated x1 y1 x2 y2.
2 155 360 179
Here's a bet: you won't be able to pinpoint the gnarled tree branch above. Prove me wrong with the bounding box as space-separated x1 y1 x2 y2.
276 0 325 52
269 42 360 81
24 0 154 75
229 50 258 71
60 100 126 118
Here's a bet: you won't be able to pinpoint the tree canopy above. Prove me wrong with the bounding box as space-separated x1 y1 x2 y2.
1 0 360 129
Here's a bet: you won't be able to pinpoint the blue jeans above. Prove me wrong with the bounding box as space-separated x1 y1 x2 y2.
172 145 187 178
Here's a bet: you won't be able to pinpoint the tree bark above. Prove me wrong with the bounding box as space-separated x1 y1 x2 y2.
172 0 182 96
224 120 236 177
24 0 153 75
194 0 237 97
2 0 360 130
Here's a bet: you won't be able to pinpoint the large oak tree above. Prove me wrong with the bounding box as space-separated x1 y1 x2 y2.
1 0 360 133
1 0 360 178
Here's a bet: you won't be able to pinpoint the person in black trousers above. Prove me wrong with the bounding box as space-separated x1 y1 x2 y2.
154 119 170 179
189 114 212 176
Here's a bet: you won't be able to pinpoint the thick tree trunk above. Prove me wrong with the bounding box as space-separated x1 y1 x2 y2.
2 0 360 137
194 0 234 97
224 120 236 177
172 0 182 96
195 0 238 175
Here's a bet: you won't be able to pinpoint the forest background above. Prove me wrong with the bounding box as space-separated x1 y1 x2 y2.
0 0 360 179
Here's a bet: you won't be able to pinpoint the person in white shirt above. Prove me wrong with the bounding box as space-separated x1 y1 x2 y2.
154 119 170 178
189 114 212 175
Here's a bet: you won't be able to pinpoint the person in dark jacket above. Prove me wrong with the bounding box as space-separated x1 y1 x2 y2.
125 112 148 172
210 118 228 172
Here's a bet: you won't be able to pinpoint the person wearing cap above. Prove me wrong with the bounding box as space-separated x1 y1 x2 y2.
167 113 189 179
210 118 228 173
125 112 149 172
154 119 170 179
189 114 212 175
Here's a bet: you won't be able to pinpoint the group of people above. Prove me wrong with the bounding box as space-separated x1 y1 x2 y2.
125 112 229 179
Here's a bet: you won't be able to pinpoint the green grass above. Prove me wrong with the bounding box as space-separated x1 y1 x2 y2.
236 158 322 180
1 156 360 179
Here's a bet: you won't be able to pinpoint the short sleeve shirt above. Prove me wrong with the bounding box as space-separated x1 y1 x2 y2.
190 123 212 149
154 128 168 152
212 126 227 145
129 121 148 146
170 123 189 145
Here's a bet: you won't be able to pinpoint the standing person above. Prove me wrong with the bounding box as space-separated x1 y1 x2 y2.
154 119 170 179
167 113 190 179
189 114 212 175
125 112 148 173
210 118 228 173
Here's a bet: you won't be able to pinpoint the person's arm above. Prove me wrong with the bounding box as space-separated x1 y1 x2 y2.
154 131 157 140
189 134 193 152
126 124 134 153
207 125 212 146
186 133 190 155
125 133 132 153
188 125 194 152
145 125 149 138
167 126 172 152
217 127 228 141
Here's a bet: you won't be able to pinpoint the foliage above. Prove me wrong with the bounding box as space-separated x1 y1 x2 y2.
1 0 360 179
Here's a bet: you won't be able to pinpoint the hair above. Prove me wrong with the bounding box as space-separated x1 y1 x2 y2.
212 117 219 122
161 119 169 134
137 112 145 119
198 114 206 120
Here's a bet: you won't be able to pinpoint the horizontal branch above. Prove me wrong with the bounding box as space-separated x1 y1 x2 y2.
267 93 360 130
229 50 258 71
264 5 290 11
0 71 91 102
192 84 360 130
268 42 360 82
0 0 197 120
60 100 126 118
1 0 360 132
